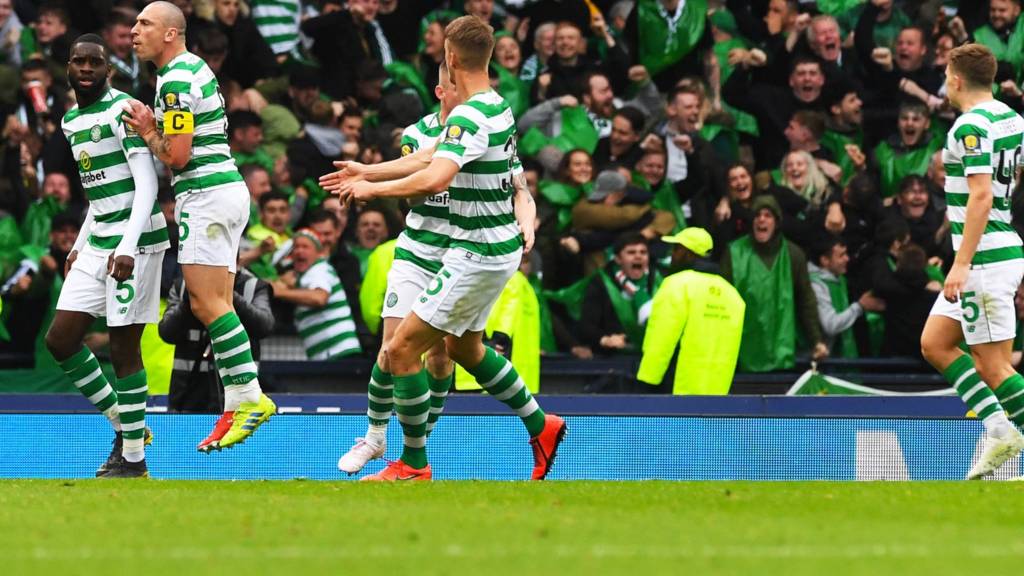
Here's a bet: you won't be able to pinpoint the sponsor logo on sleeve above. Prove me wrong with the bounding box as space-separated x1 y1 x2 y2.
963 134 982 156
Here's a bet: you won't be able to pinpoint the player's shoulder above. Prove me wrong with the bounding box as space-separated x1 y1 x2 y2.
404 112 441 137
955 101 1019 134
951 110 991 141
61 105 79 129
160 52 207 77
450 92 513 127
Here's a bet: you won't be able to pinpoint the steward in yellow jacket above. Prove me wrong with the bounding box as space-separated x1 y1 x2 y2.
637 228 745 395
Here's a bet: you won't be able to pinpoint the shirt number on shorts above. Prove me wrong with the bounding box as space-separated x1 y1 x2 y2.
179 211 190 243
116 275 136 304
961 291 979 323
426 269 452 296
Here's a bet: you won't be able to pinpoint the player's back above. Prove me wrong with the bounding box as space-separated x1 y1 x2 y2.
155 51 243 197
62 87 169 254
942 99 1024 264
435 90 522 262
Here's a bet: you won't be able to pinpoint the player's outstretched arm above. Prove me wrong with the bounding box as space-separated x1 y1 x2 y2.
122 99 192 170
109 153 159 281
512 172 536 254
341 157 458 204
319 144 436 191
945 172 993 302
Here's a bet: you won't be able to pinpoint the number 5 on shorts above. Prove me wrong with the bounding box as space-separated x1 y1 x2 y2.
425 270 452 297
961 291 979 323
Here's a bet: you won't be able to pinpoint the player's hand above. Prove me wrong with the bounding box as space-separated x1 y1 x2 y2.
319 161 366 192
107 254 135 282
338 180 375 207
943 262 970 303
520 219 535 255
65 249 78 277
121 99 156 137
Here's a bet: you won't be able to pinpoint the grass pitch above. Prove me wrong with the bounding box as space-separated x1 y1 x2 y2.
3 480 1024 575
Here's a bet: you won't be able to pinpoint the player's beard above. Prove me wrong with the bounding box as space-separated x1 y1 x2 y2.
73 79 107 107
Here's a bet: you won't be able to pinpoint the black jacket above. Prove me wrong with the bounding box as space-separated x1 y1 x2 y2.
158 269 274 412
723 66 829 170
578 263 658 355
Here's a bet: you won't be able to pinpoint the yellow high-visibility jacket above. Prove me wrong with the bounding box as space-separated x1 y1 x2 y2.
358 239 396 336
456 270 541 393
637 269 745 395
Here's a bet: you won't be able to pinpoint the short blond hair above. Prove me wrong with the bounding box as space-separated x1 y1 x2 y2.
949 43 997 89
445 16 494 71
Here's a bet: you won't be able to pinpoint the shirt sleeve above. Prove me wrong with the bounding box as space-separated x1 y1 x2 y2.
399 125 419 156
299 265 335 293
116 113 151 158
434 107 488 167
954 116 992 176
158 72 196 113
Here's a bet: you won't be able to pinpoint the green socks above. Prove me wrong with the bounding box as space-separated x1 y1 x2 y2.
115 370 148 462
59 346 119 430
393 371 430 469
367 362 394 426
208 312 261 410
995 373 1024 427
945 355 1003 422
426 372 452 436
468 347 545 437
208 312 259 387
366 364 449 453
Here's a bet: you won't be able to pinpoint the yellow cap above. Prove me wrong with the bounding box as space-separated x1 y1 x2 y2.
661 227 713 257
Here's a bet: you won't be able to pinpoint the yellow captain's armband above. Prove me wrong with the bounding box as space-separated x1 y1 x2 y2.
164 110 194 134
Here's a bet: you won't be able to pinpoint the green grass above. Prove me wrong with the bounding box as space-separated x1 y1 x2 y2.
3 480 1024 575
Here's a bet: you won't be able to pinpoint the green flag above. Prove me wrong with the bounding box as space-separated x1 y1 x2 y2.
787 369 955 396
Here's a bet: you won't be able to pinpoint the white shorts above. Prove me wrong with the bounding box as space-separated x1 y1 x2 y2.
56 244 164 327
174 185 249 273
929 259 1024 345
411 247 521 337
381 259 437 320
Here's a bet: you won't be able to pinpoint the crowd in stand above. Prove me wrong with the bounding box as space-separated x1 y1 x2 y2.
3 0 1024 388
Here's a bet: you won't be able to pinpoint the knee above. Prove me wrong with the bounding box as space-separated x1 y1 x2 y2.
188 293 218 326
919 333 948 367
44 327 72 360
